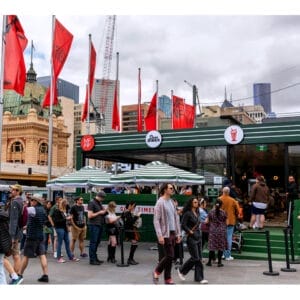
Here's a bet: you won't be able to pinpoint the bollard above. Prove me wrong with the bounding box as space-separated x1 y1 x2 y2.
288 227 300 264
263 230 280 276
117 226 129 267
281 228 296 272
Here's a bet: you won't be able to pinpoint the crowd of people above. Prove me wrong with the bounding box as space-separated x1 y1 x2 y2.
0 187 143 285
0 173 298 285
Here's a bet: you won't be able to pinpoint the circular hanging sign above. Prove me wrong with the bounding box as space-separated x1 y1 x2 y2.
80 135 95 151
145 130 162 148
224 125 244 145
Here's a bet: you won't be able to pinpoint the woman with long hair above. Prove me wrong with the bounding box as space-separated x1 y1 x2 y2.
206 199 227 267
105 201 122 263
177 196 208 284
52 199 79 263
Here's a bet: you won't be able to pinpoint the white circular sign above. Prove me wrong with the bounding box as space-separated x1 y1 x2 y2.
224 125 244 144
145 130 162 148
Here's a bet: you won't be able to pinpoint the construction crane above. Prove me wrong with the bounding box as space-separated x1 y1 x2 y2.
91 15 116 133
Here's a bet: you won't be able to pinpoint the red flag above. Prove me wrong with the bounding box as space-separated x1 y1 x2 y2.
112 83 120 131
137 68 142 132
184 103 195 128
172 95 185 129
42 18 73 107
145 92 157 131
3 15 28 95
81 41 96 122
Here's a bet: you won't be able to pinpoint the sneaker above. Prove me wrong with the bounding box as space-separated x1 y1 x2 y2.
200 279 208 284
80 253 88 258
70 257 80 262
165 278 175 284
37 275 49 283
225 256 234 261
53 252 57 258
206 262 212 266
9 275 23 285
57 258 66 263
177 268 186 281
152 271 160 284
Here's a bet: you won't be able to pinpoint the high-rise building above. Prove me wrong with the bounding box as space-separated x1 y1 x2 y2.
37 76 80 104
253 83 271 114
91 79 117 134
158 95 172 117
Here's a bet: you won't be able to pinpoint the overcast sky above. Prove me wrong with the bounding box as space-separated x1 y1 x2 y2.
2 1 300 115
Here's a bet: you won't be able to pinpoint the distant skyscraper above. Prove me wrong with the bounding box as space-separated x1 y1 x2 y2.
158 95 172 117
253 83 271 114
37 76 79 103
91 78 117 134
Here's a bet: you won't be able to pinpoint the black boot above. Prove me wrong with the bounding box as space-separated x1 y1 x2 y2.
107 245 112 262
206 251 214 266
127 244 139 265
110 246 116 263
217 250 224 267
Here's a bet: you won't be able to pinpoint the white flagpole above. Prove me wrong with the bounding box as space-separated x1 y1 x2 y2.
155 80 158 130
0 16 7 174
171 89 174 130
47 15 55 201
86 34 92 135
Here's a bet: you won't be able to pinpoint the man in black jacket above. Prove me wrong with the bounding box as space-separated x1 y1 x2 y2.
286 175 298 228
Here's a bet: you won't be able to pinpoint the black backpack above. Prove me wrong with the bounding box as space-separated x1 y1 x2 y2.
0 208 12 256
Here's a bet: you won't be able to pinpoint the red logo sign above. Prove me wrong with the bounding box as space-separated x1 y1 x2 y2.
80 135 95 151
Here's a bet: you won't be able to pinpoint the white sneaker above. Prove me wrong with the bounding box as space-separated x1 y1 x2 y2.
53 252 57 258
225 256 234 261
177 268 186 281
200 279 208 284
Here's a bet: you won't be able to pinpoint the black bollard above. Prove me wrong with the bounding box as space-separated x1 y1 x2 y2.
288 225 300 264
263 230 280 276
117 226 129 267
281 228 297 272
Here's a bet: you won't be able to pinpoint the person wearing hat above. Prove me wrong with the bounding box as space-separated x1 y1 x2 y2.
87 191 108 265
18 194 49 283
8 184 24 275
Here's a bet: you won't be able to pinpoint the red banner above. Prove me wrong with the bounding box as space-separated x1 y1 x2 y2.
42 18 73 107
81 41 96 122
184 103 195 128
112 83 120 131
145 92 157 131
4 15 28 95
172 95 185 129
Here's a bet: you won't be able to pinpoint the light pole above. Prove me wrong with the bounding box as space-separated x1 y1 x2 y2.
184 80 201 128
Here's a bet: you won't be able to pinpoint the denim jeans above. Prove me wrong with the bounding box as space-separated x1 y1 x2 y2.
0 254 7 285
89 224 103 262
56 228 73 259
223 225 234 258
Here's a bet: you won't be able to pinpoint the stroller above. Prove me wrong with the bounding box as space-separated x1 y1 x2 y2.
231 223 245 253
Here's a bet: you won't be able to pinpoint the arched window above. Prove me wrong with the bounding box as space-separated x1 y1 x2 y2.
38 142 48 165
11 141 23 153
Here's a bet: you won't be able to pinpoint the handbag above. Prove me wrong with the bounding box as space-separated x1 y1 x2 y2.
200 222 209 233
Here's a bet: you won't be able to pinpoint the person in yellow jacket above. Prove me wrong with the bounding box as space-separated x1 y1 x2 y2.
218 186 239 261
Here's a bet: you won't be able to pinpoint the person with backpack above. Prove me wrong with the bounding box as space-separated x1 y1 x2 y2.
8 184 25 276
0 204 12 284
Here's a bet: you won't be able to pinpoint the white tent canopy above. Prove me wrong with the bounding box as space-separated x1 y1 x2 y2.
110 161 205 186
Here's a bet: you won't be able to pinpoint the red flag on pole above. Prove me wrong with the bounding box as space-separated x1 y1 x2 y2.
81 40 96 122
3 15 28 95
42 18 73 107
184 103 195 128
172 95 185 129
137 68 142 132
145 92 157 131
112 83 120 131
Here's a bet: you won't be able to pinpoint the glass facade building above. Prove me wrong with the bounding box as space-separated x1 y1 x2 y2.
253 83 271 114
